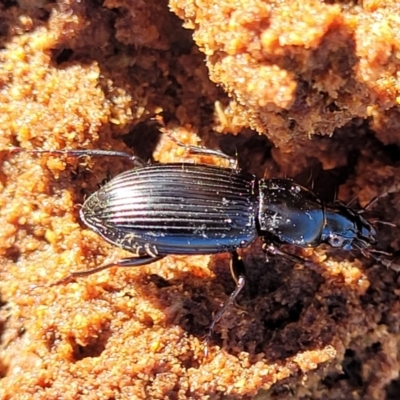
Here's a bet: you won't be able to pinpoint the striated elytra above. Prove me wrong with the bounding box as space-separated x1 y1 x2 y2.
81 163 376 259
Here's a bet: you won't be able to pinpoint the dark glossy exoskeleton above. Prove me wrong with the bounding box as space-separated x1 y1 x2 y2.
82 164 376 259
258 179 376 251
14 142 377 349
82 163 258 257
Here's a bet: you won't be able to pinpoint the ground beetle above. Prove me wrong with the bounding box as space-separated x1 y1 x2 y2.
12 135 378 347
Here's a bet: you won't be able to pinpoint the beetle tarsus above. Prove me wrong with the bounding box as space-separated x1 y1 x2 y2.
203 251 246 355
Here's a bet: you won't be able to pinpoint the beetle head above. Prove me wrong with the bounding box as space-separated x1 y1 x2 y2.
322 204 377 250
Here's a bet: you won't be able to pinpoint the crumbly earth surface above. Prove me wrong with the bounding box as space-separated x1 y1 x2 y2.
171 0 400 151
0 1 400 399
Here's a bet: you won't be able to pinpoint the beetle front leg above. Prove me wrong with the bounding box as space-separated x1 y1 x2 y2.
263 242 304 264
49 255 165 286
203 251 246 356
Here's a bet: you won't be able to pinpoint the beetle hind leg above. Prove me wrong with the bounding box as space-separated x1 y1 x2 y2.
203 251 246 356
49 255 165 286
164 130 238 169
10 148 147 168
181 144 238 169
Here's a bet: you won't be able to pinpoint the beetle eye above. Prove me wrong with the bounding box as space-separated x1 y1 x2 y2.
329 234 344 248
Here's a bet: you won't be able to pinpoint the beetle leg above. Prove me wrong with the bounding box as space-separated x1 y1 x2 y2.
49 255 165 286
203 251 246 356
156 116 238 168
165 134 238 169
183 145 238 169
10 148 147 167
263 243 304 264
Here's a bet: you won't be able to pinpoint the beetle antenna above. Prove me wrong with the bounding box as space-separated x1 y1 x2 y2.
362 195 381 211
333 184 337 202
367 217 396 227
345 194 359 208
306 169 314 190
360 185 400 212
367 248 400 272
